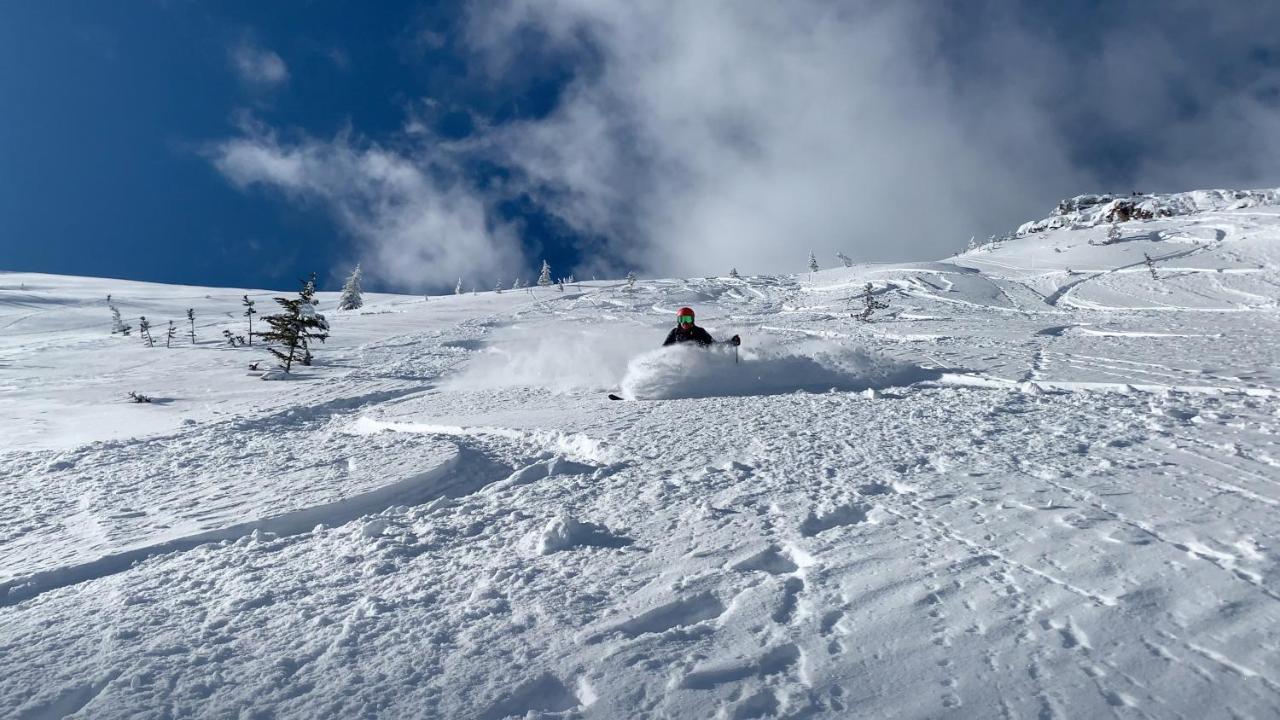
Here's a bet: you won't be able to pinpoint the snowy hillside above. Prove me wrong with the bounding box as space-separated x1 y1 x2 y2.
2 195 1279 719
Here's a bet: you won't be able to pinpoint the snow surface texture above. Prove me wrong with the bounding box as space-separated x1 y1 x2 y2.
2 195 1280 718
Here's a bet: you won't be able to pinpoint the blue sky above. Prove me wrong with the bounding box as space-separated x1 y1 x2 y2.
2 1 1278 293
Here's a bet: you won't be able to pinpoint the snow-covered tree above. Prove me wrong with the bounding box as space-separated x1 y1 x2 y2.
258 274 330 372
110 305 131 336
338 264 364 310
127 391 152 403
625 271 637 290
836 252 853 268
455 278 464 295
854 283 890 322
538 261 553 287
494 280 503 294
557 279 565 292
242 295 257 346
186 308 196 343
965 237 978 253
512 277 523 290
1143 252 1160 281
1106 223 1122 244
728 267 740 279
808 251 819 274
165 320 177 348
139 317 154 346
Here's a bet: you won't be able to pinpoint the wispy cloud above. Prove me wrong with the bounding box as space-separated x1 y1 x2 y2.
209 122 523 291
230 39 289 90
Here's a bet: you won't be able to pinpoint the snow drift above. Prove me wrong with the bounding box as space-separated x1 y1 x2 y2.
619 339 936 400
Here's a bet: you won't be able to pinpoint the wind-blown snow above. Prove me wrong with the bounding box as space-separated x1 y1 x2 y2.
2 193 1280 719
619 339 934 400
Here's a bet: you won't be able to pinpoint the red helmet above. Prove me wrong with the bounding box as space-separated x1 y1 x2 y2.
676 307 695 326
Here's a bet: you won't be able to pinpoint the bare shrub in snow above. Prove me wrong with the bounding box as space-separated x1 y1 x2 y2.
127 391 152 403
1144 253 1160 281
854 283 890 322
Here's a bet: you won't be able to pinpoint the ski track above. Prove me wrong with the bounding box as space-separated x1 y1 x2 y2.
3 205 1280 718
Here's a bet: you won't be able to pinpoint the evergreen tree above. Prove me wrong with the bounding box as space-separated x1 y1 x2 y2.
338 264 364 310
186 308 196 343
455 278 464 295
166 320 177 348
139 317 154 346
110 305 131 336
494 280 503 294
625 271 637 291
808 251 819 274
538 260 553 287
836 252 853 268
512 277 523 290
729 267 740 279
257 274 330 372
242 295 257 346
557 279 565 292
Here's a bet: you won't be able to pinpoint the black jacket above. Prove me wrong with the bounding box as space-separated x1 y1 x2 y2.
663 325 716 347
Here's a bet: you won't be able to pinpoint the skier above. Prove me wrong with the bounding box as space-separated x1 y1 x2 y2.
663 307 740 348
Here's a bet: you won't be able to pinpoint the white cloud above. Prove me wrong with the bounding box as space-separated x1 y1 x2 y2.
466 0 1280 276
211 126 524 291
230 41 289 89
210 2 1280 286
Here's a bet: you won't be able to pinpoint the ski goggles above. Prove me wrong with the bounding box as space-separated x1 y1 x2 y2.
677 314 695 325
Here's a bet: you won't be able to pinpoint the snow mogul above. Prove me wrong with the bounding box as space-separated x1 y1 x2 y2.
663 307 740 348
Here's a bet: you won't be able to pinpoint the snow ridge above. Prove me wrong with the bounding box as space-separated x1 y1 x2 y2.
1016 187 1280 236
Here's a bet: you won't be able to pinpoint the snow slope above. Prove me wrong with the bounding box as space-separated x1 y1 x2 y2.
1 198 1279 718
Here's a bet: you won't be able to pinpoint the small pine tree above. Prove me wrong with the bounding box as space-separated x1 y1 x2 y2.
728 267 740 279
257 274 330 372
854 283 890 322
110 305 131 336
1106 223 1122 244
455 278 464 295
836 252 853 268
242 295 257 346
494 280 503 294
338 264 364 311
625 271 637 290
1143 252 1159 281
512 277 523 290
808 251 819 274
223 329 238 347
139 316 154 346
538 261 553 287
557 279 565 292
186 308 196 343
166 320 177 348
965 237 977 253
